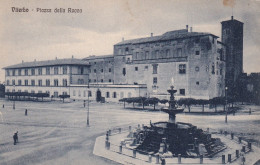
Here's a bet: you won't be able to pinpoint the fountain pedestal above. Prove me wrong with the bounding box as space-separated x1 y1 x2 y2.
161 85 184 123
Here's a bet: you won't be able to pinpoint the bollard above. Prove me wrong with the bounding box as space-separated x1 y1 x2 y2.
107 142 110 150
118 128 121 133
148 155 152 163
228 154 231 163
242 146 246 152
129 126 132 132
231 133 234 139
178 154 181 164
200 155 203 164
222 155 225 164
119 145 122 153
239 137 242 143
161 158 166 165
156 154 159 164
133 149 136 158
236 150 239 158
248 142 252 150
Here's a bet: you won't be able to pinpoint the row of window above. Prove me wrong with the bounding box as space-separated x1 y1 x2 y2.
6 79 68 86
90 68 112 73
6 66 85 76
89 79 112 83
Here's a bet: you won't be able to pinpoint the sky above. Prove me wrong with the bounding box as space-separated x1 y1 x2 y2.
0 0 259 83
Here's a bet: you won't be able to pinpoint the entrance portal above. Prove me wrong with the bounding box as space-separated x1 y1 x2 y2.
96 89 102 102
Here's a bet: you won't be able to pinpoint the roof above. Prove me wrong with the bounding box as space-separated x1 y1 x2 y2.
3 58 90 69
82 54 114 60
115 29 218 46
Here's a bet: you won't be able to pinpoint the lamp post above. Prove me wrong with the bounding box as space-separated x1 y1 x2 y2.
87 83 90 126
225 87 228 123
13 85 15 110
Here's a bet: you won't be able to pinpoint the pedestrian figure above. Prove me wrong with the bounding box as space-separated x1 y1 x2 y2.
249 108 251 115
13 132 18 145
241 154 245 165
25 109 27 116
2 104 4 108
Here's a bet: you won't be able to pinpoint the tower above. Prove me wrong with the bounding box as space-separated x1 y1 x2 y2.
221 16 244 89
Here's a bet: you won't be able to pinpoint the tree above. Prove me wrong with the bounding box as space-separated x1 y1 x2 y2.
209 97 225 112
135 97 147 110
145 97 160 110
178 98 196 112
119 98 127 108
159 99 168 105
197 99 209 112
59 94 70 103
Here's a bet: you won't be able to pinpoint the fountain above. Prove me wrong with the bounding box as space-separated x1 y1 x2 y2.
132 79 226 157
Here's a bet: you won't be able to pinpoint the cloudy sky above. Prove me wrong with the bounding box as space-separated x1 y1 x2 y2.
0 0 259 83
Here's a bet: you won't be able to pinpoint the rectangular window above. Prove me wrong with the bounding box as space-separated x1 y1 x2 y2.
113 92 117 98
6 80 9 85
31 68 35 75
12 80 15 85
145 51 149 59
38 80 42 86
18 80 22 85
78 66 84 75
94 69 96 73
180 89 185 95
18 69 22 76
88 91 92 97
179 64 186 74
89 79 91 83
101 79 103 82
46 67 50 75
38 68 42 75
106 92 110 98
155 50 159 59
153 64 158 74
153 77 158 84
63 66 67 74
135 67 138 71
54 79 59 86
54 67 59 75
212 65 215 74
25 80 28 86
166 49 170 58
145 66 148 70
101 69 103 73
109 79 112 82
7 70 10 76
54 92 58 98
196 81 199 85
63 79 67 86
46 79 50 86
177 48 182 57
195 51 200 55
94 79 96 82
109 68 112 72
31 80 35 86
12 69 15 76
24 69 28 76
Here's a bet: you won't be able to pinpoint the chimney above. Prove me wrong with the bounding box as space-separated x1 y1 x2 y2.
72 55 74 59
190 27 192 32
186 25 189 31
231 16 233 20
122 37 124 41
151 33 153 37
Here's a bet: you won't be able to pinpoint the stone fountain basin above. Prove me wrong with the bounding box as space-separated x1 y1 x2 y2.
161 108 184 114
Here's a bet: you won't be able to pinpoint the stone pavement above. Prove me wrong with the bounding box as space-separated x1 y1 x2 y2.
93 129 260 165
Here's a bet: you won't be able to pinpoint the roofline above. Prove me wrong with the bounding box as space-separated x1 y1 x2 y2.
221 19 244 24
83 55 114 60
115 33 218 46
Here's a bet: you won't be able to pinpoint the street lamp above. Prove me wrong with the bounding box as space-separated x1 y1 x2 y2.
225 87 228 123
13 85 15 110
87 83 90 126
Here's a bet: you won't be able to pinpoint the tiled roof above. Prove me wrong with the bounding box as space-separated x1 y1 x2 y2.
3 58 89 69
115 29 218 46
82 54 113 60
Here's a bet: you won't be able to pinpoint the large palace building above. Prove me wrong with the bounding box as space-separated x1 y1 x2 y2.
3 17 243 102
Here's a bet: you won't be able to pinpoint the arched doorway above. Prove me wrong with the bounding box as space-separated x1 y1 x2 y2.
96 89 102 102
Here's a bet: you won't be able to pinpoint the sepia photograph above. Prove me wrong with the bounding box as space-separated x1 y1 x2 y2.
0 0 260 164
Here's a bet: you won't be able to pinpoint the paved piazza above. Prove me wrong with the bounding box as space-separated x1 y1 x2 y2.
0 98 260 165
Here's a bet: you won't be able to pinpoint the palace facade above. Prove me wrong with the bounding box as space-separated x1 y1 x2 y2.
3 17 243 102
